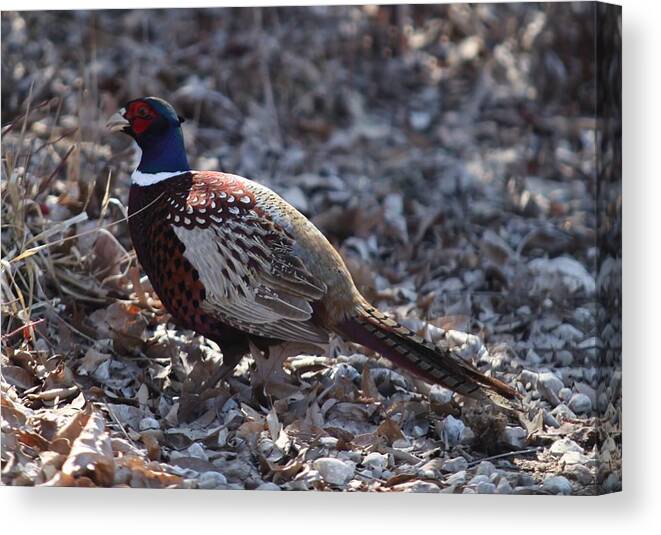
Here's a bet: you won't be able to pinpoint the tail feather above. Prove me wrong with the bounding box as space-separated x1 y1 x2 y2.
336 305 519 402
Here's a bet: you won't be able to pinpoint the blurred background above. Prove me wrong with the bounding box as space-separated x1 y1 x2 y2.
1 4 621 493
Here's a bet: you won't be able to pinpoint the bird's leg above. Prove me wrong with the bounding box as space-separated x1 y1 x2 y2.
177 343 247 422
199 347 246 392
250 341 325 402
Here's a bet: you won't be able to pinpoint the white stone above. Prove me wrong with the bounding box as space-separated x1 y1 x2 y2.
138 417 160 431
363 452 388 475
313 457 355 485
440 415 465 447
187 442 208 461
550 438 584 457
319 436 339 448
538 372 564 405
560 451 590 466
446 470 466 486
429 384 454 404
443 456 468 473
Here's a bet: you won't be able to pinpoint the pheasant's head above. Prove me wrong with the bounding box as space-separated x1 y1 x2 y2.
107 97 189 174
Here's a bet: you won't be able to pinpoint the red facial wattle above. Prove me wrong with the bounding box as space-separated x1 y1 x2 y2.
126 101 156 135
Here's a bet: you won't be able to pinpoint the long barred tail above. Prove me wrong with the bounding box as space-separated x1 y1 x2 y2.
336 304 519 401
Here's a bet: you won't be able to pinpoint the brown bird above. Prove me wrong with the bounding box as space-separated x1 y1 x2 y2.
107 96 518 404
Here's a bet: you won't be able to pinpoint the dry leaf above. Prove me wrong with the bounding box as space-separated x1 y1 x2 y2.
377 417 405 444
56 411 114 486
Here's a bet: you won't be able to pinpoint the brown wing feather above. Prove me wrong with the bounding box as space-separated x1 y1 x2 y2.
167 173 329 345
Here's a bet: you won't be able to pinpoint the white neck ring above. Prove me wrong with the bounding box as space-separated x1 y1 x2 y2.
131 170 189 186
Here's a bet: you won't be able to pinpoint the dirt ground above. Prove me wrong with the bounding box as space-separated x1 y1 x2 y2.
1 4 621 494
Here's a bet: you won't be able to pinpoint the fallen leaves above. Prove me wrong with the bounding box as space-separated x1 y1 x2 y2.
55 411 115 486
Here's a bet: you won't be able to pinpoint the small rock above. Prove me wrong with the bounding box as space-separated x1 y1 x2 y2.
410 111 432 131
197 471 227 489
468 474 490 486
538 372 564 405
256 482 281 491
443 456 468 473
319 436 339 448
439 415 465 447
564 464 594 485
513 485 540 495
496 478 513 494
602 472 621 492
526 349 543 366
475 460 495 477
574 382 597 406
446 470 466 486
346 353 369 371
314 457 355 485
446 330 468 346
560 451 591 466
419 458 444 479
543 410 560 428
550 438 584 457
395 480 441 493
474 481 496 494
550 403 577 420
519 369 539 388
221 459 253 481
559 387 573 401
461 426 475 444
139 417 160 431
554 323 584 341
502 426 527 448
392 438 411 449
517 473 536 486
329 363 360 383
568 393 592 414
187 443 208 461
363 452 388 476
429 384 454 404
542 475 572 495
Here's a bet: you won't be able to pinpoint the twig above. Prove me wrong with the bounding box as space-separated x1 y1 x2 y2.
466 447 541 468
1 318 45 341
36 144 76 197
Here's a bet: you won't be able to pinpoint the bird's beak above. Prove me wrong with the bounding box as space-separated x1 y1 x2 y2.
106 108 130 133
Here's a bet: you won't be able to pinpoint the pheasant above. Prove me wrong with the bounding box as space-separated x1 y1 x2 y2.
107 96 518 405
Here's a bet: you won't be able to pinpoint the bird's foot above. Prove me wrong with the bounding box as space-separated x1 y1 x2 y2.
249 342 322 403
177 358 238 423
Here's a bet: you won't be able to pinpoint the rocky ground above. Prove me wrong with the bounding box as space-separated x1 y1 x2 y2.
1 5 621 494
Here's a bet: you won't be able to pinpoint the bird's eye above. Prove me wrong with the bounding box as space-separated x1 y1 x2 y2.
137 106 150 118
